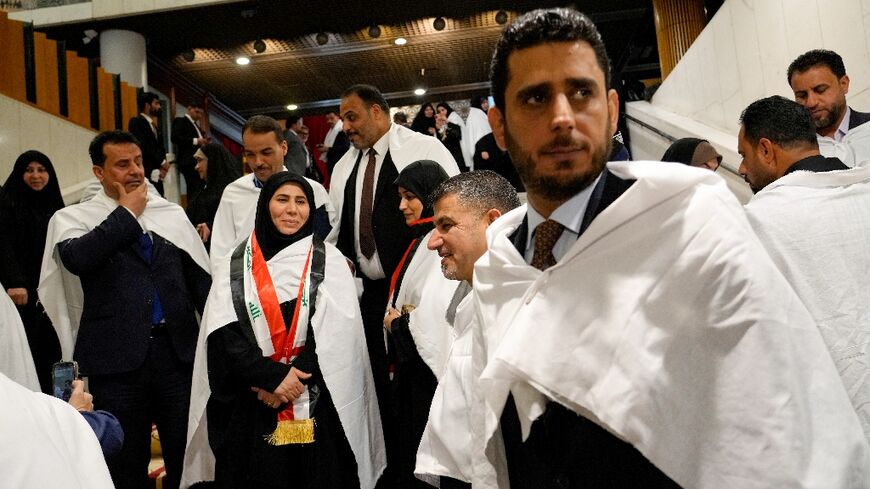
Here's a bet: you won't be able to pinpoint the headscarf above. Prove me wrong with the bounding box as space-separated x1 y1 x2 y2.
471 95 488 111
394 160 449 221
199 142 242 191
3 150 64 213
436 102 455 117
254 172 315 261
411 103 436 135
662 138 722 167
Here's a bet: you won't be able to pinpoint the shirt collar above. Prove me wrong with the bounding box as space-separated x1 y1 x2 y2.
252 167 288 188
835 107 852 141
140 113 154 124
525 172 602 250
366 123 392 157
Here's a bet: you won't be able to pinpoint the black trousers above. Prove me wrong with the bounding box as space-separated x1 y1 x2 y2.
89 333 192 489
360 276 398 488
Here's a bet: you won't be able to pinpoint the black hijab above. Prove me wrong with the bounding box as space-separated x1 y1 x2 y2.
3 150 64 213
411 103 436 135
661 138 720 166
436 102 455 117
201 142 243 191
394 160 450 237
254 172 315 261
470 95 487 111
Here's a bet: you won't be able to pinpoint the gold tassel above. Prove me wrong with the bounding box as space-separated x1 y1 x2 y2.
264 418 315 445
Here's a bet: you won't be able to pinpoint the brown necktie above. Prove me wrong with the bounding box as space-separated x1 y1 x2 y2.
359 149 377 259
530 219 564 270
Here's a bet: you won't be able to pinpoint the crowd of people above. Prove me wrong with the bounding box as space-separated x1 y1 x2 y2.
2 5 870 489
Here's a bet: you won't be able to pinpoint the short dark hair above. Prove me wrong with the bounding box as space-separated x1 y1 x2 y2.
243 115 285 143
187 100 204 110
89 130 140 167
342 84 390 112
739 96 818 150
490 8 610 111
393 111 408 124
430 170 521 215
286 115 301 127
137 92 159 111
787 49 847 85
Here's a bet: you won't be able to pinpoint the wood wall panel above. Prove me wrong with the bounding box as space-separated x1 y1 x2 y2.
34 32 60 116
0 13 26 100
120 82 138 130
66 52 91 128
97 68 115 132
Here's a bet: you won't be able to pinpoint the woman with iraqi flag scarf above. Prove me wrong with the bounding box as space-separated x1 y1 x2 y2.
181 172 385 489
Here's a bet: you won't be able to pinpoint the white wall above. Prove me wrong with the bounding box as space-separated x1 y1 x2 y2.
0 93 97 204
9 0 238 27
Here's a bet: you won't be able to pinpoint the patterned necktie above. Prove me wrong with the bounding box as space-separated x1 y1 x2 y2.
359 149 377 259
530 219 564 271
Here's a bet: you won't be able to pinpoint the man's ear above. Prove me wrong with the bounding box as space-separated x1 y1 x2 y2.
280 140 288 157
757 138 778 169
485 208 502 224
488 106 507 151
607 88 620 134
840 74 850 95
92 165 104 182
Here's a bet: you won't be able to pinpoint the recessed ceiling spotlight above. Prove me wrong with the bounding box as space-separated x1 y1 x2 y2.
368 25 381 38
181 49 195 62
286 104 298 111
495 10 508 24
316 32 329 45
236 56 250 65
414 88 426 96
253 39 266 53
433 17 446 31
394 37 407 46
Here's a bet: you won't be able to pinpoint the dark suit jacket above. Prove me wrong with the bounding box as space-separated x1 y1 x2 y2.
283 129 308 176
58 207 211 376
501 170 680 489
171 115 201 171
128 115 165 177
849 107 870 131
326 131 350 175
336 150 414 280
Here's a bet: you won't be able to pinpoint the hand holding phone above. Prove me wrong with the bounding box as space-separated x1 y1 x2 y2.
52 361 78 402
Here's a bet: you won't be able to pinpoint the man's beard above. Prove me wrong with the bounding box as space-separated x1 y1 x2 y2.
505 126 612 202
812 102 844 131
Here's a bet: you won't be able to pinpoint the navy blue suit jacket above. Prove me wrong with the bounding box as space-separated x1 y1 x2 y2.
849 107 870 131
58 207 211 376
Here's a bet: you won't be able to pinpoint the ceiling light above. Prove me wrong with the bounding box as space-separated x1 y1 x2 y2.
394 37 407 46
286 104 298 111
236 56 250 65
253 39 266 53
414 88 426 96
316 32 329 45
495 10 508 24
433 17 446 31
181 49 195 62
368 25 381 38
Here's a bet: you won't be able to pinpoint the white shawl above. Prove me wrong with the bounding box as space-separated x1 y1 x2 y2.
745 165 870 440
0 372 113 488
0 280 40 391
818 121 870 167
327 124 460 243
462 107 492 170
415 291 474 484
472 161 870 488
38 189 210 360
319 119 344 162
210 172 336 265
182 236 386 489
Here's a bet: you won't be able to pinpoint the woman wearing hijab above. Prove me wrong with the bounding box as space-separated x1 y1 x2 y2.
383 160 457 489
185 142 243 251
0 150 64 393
661 137 723 171
436 103 468 172
411 103 437 136
464 96 493 169
184 172 384 489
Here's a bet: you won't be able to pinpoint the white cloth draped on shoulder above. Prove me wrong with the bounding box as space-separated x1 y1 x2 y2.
415 291 475 484
210 172 337 265
0 372 114 488
0 280 40 391
819 121 870 167
472 161 870 488
462 107 492 170
745 164 870 440
320 120 344 162
38 189 210 360
181 235 385 489
327 123 460 243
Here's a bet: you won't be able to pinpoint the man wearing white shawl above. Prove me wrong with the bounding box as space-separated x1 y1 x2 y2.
210 115 336 265
38 130 212 489
739 95 870 440
471 8 870 489
462 95 493 170
0 278 40 391
414 171 520 489
0 372 114 488
331 84 460 484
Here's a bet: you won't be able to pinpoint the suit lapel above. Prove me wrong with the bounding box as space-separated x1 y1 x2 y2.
373 150 397 208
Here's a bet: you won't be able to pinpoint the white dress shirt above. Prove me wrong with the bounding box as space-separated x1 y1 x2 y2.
353 127 392 279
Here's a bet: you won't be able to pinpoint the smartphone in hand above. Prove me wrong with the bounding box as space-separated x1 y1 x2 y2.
52 361 78 402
